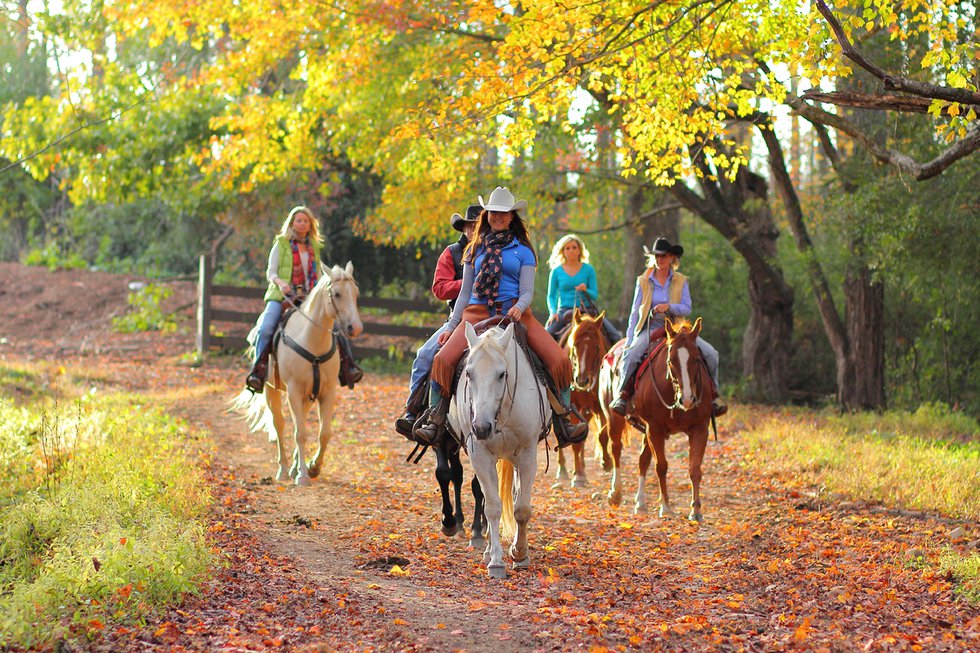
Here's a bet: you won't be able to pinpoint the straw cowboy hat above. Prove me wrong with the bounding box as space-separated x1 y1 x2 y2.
478 186 528 213
450 204 482 232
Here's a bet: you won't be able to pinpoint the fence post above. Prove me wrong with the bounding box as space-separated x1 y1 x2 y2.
196 254 212 357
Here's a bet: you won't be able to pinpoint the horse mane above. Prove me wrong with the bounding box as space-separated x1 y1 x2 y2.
303 264 355 315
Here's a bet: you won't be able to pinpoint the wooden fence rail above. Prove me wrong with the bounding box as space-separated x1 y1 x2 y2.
196 255 443 360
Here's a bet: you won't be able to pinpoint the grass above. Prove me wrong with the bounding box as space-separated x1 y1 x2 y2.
739 402 979 604
0 364 213 649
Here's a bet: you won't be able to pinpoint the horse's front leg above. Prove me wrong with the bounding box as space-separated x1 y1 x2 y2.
308 381 338 478
435 442 458 537
687 428 709 522
650 431 672 518
469 476 487 549
285 389 313 486
606 414 626 506
510 448 537 569
265 388 290 482
555 446 571 484
635 432 653 514
572 440 588 488
469 446 505 578
449 445 465 536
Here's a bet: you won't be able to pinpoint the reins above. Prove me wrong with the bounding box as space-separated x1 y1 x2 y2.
649 335 705 415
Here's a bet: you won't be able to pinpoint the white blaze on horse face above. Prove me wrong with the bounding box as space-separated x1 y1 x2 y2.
677 347 693 407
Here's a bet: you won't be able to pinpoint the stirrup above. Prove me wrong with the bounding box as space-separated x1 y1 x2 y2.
394 412 417 440
553 414 588 449
245 374 265 393
712 398 728 417
413 406 446 446
609 395 629 416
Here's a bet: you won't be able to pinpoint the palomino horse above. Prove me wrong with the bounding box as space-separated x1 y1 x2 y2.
598 317 713 520
557 308 613 487
234 262 363 486
448 321 549 579
433 438 487 549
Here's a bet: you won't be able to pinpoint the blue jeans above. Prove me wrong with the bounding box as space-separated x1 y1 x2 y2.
409 323 449 398
253 300 283 365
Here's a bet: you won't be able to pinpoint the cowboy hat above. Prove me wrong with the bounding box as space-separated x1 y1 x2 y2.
450 204 482 232
648 237 684 258
478 186 528 213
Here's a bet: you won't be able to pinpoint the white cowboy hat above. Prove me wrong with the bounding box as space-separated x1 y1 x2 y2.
478 186 528 213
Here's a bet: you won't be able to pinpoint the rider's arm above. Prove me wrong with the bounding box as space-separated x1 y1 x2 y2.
670 280 692 317
585 264 598 302
515 265 535 314
444 263 474 331
431 246 462 301
266 241 281 284
546 267 559 316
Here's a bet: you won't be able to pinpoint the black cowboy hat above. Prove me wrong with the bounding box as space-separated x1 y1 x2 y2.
451 204 482 232
650 237 684 258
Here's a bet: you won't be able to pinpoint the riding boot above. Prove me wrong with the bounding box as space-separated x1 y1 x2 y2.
395 379 429 439
413 385 449 446
710 378 728 417
547 387 588 449
608 365 638 416
334 328 364 389
245 342 272 393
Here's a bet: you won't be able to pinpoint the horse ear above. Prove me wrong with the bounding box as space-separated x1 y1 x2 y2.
692 316 702 338
345 261 354 276
573 307 581 321
665 317 676 337
597 310 606 321
498 322 515 348
464 321 479 348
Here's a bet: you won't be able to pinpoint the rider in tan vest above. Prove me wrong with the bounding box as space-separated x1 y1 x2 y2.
608 237 727 417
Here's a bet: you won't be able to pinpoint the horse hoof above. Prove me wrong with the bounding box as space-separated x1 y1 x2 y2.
512 556 530 570
634 503 648 515
295 476 312 487
556 469 570 482
572 476 589 489
441 525 459 538
658 507 674 518
607 493 622 507
689 512 703 523
276 470 290 482
308 464 321 479
470 535 487 549
488 564 507 579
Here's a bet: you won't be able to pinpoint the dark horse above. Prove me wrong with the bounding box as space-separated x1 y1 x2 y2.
556 308 614 487
433 437 487 547
598 317 713 521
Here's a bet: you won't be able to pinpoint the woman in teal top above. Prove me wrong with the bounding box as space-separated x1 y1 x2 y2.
545 234 621 343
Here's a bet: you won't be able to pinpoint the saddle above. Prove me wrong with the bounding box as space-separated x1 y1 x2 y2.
270 305 363 394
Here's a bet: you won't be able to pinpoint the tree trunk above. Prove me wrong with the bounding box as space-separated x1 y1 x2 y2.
840 245 886 409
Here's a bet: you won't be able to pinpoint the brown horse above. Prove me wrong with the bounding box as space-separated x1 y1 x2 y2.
557 309 614 487
598 317 713 521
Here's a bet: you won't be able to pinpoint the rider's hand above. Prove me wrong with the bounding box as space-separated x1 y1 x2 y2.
654 302 670 314
277 280 292 295
575 283 587 291
507 305 523 321
438 329 452 346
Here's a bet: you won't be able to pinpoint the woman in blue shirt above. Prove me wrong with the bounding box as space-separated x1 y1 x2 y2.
545 234 621 343
413 187 588 448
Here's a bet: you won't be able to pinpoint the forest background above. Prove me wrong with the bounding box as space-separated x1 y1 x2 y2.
1 0 978 417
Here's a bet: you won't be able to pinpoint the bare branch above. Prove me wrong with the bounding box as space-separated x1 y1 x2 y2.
801 89 978 115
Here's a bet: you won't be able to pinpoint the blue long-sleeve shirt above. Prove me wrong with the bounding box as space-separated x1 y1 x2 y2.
547 263 598 316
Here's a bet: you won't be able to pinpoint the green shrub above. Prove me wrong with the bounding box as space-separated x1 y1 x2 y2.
111 284 176 333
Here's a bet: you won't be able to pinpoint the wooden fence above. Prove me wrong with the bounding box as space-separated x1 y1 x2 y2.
195 255 444 360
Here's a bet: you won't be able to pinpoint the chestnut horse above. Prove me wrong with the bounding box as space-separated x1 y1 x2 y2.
557 309 613 487
599 317 713 521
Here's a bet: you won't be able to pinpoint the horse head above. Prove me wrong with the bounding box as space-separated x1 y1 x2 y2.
662 317 704 410
325 261 363 337
567 309 607 391
463 321 515 441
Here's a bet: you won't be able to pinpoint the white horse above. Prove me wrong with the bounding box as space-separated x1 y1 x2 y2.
448 321 549 579
234 262 362 486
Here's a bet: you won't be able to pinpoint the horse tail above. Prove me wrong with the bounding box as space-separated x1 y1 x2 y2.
497 459 516 541
229 388 275 441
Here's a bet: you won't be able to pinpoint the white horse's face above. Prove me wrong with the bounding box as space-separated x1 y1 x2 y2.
463 322 514 440
329 261 363 337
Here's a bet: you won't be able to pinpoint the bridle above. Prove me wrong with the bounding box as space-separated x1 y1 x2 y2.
568 321 605 392
651 334 705 414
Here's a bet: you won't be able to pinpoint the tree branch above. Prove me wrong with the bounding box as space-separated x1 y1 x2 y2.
815 0 980 105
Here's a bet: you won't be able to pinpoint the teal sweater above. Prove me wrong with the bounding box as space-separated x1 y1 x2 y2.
547 263 598 316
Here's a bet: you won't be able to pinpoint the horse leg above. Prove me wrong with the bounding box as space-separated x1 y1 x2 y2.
266 389 290 482
510 448 537 569
470 447 505 578
308 383 338 478
285 389 313 486
687 427 709 522
634 433 654 514
555 447 571 483
435 442 458 537
650 432 673 518
572 440 588 488
449 445 465 536
596 413 613 472
469 476 487 549
606 414 626 506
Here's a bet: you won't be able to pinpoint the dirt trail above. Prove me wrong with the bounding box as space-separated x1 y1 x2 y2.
1 262 977 652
